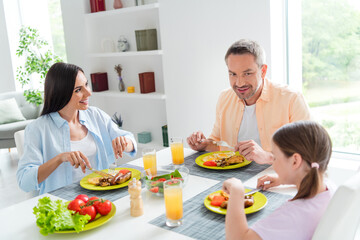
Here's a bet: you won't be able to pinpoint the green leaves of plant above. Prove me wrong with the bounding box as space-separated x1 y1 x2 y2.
16 26 62 106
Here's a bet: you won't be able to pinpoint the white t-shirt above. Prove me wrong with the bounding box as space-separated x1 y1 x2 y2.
238 104 261 146
70 131 97 182
251 184 335 240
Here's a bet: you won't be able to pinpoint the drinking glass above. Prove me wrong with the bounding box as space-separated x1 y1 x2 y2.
170 137 184 165
142 148 157 176
164 179 183 227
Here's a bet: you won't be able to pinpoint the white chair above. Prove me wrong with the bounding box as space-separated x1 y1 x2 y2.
14 130 25 158
312 171 360 240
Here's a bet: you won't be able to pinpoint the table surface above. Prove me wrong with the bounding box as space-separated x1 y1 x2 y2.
1 148 358 240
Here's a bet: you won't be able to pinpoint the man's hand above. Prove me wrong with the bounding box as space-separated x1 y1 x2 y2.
186 131 208 151
235 140 273 164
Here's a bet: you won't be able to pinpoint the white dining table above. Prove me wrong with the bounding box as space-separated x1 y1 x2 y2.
1 148 359 240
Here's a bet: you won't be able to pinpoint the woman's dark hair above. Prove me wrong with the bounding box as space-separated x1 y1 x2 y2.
272 121 332 200
41 62 84 115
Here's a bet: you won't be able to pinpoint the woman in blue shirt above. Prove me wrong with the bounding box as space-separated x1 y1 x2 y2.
17 62 137 194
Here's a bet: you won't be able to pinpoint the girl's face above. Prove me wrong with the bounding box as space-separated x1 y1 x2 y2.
66 71 92 111
271 141 295 185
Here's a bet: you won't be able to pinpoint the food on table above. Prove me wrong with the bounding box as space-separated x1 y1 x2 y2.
87 169 132 186
144 169 183 194
33 197 91 235
75 194 89 203
208 190 254 209
33 195 114 235
202 151 245 167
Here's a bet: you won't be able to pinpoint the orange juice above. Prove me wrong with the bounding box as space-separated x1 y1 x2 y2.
171 142 184 164
164 187 183 220
143 154 157 176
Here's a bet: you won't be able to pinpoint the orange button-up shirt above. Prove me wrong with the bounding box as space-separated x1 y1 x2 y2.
209 78 311 151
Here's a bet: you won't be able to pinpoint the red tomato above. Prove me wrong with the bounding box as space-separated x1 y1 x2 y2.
67 199 85 213
119 169 130 174
88 196 99 206
210 196 226 206
157 178 167 182
79 205 97 222
149 187 159 193
204 161 217 166
75 194 89 203
95 199 112 216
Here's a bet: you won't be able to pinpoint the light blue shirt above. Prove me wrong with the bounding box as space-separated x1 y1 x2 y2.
16 106 137 194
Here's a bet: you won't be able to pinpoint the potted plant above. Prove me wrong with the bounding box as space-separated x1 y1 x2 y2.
112 112 123 128
16 26 62 106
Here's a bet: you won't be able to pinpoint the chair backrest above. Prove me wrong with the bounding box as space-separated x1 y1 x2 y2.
14 130 25 158
312 171 360 240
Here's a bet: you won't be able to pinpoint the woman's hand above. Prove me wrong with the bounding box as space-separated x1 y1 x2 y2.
257 174 281 190
112 136 134 158
222 177 245 196
58 151 91 173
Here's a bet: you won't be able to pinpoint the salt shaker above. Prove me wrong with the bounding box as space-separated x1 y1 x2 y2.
128 178 144 217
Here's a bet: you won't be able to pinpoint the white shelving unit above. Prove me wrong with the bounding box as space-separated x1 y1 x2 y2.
83 1 167 154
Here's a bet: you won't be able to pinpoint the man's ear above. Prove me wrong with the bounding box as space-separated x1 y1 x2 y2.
261 64 268 79
292 153 303 170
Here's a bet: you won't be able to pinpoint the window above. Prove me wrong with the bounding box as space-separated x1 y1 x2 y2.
301 0 360 154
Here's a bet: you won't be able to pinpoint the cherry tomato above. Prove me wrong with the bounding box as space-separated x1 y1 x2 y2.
210 196 226 207
67 199 85 213
79 205 97 222
204 161 217 166
88 196 100 206
150 187 159 193
94 199 112 216
119 169 130 174
75 194 89 203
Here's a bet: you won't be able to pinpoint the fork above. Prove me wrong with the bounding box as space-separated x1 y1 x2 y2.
212 140 235 150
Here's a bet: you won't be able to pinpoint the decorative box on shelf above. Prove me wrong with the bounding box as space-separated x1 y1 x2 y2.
139 72 155 93
138 131 152 144
135 29 158 51
90 72 109 92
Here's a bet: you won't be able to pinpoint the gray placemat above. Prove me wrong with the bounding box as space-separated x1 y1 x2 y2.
49 164 143 202
149 182 292 240
183 151 270 182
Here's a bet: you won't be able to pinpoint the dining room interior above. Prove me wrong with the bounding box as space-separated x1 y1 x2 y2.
0 0 360 239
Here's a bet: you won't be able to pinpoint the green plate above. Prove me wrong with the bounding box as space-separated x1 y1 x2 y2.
195 151 252 170
204 189 267 215
54 202 116 233
80 168 141 191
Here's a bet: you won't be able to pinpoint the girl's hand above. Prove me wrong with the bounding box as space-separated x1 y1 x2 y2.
222 177 245 196
59 151 91 173
112 136 133 158
257 174 280 190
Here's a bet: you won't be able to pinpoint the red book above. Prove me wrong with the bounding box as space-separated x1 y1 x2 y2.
139 72 155 93
89 0 105 13
90 72 108 92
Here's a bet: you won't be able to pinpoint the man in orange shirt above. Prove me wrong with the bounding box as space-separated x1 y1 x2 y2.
187 39 311 164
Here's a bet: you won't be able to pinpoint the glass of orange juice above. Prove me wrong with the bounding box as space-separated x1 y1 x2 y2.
170 137 184 165
142 148 157 176
164 179 183 227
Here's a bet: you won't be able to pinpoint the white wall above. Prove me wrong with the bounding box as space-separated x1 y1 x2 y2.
159 0 272 144
0 0 16 93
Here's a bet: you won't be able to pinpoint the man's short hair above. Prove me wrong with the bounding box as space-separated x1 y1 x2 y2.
225 39 266 67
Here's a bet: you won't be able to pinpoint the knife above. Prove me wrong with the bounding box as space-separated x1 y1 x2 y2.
88 167 115 178
244 188 262 196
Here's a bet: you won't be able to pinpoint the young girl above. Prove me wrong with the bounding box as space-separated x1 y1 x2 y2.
222 121 334 240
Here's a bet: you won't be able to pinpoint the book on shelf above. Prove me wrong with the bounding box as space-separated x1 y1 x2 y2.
90 0 106 13
90 72 109 92
135 29 158 51
139 72 155 93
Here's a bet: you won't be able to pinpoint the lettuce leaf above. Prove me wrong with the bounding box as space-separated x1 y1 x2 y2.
33 197 91 236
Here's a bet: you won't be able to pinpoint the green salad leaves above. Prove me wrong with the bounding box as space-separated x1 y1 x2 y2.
33 197 90 236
